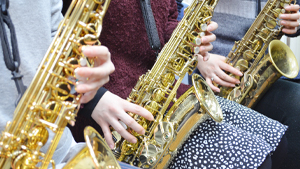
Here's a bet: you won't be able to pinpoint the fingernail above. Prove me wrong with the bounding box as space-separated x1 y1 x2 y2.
236 80 240 84
132 138 137 143
230 84 236 87
150 116 154 121
216 89 220 93
238 72 243 76
109 144 114 149
119 120 128 129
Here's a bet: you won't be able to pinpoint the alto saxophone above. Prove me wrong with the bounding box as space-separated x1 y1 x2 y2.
0 0 111 168
111 0 223 168
218 0 299 108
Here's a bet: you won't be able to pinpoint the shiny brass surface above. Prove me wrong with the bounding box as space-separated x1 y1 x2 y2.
63 126 121 169
111 0 223 168
0 0 111 168
218 0 299 108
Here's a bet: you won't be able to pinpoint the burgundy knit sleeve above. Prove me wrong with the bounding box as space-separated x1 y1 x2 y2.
164 0 179 43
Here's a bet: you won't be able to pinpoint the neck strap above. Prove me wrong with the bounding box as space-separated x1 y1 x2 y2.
140 0 161 56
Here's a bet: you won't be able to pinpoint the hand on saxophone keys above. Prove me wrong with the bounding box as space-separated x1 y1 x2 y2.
194 21 218 62
74 45 115 104
196 53 243 93
91 91 154 149
279 4 300 34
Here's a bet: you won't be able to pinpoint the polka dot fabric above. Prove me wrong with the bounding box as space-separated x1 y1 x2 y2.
169 96 287 169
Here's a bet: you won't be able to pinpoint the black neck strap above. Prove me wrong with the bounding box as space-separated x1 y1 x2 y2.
256 0 261 16
140 0 161 56
0 0 26 106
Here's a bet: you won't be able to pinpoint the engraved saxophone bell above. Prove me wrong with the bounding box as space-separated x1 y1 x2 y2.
63 126 121 169
268 39 299 79
244 39 300 107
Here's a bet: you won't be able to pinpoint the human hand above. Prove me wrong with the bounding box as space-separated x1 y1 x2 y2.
196 53 243 92
197 21 218 61
280 4 300 34
75 45 115 103
91 91 154 149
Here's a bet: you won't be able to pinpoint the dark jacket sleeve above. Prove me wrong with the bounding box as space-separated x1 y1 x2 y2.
286 29 300 37
78 87 107 118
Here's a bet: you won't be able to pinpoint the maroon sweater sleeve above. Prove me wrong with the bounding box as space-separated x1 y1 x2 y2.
164 0 180 43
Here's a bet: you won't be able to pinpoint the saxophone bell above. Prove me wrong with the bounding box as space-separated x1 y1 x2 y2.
243 39 299 107
268 40 299 79
63 126 121 169
192 74 223 122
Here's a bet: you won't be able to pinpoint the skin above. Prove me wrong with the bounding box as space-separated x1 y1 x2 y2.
74 45 115 103
197 4 300 92
198 21 218 61
91 21 218 149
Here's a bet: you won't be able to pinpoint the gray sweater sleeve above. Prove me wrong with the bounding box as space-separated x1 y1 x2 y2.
51 0 64 38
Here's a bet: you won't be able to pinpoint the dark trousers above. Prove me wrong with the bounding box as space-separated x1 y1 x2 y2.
253 79 300 169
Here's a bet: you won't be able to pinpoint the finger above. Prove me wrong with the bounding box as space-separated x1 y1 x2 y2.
280 13 300 20
201 32 216 44
207 21 218 32
202 52 210 61
82 45 111 61
101 122 115 149
125 102 154 121
76 76 109 93
119 114 146 135
280 20 300 28
75 62 115 79
219 62 243 77
79 90 97 103
206 78 220 92
110 119 137 144
74 68 88 81
200 43 213 54
212 74 236 88
284 4 300 12
218 55 226 62
282 27 298 34
217 70 240 84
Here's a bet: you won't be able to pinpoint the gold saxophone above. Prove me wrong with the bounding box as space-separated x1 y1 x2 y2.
218 0 299 108
0 0 112 168
111 0 223 168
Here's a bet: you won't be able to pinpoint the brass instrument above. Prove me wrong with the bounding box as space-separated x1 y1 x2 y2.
218 0 299 108
63 126 120 169
0 0 111 168
111 0 223 168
